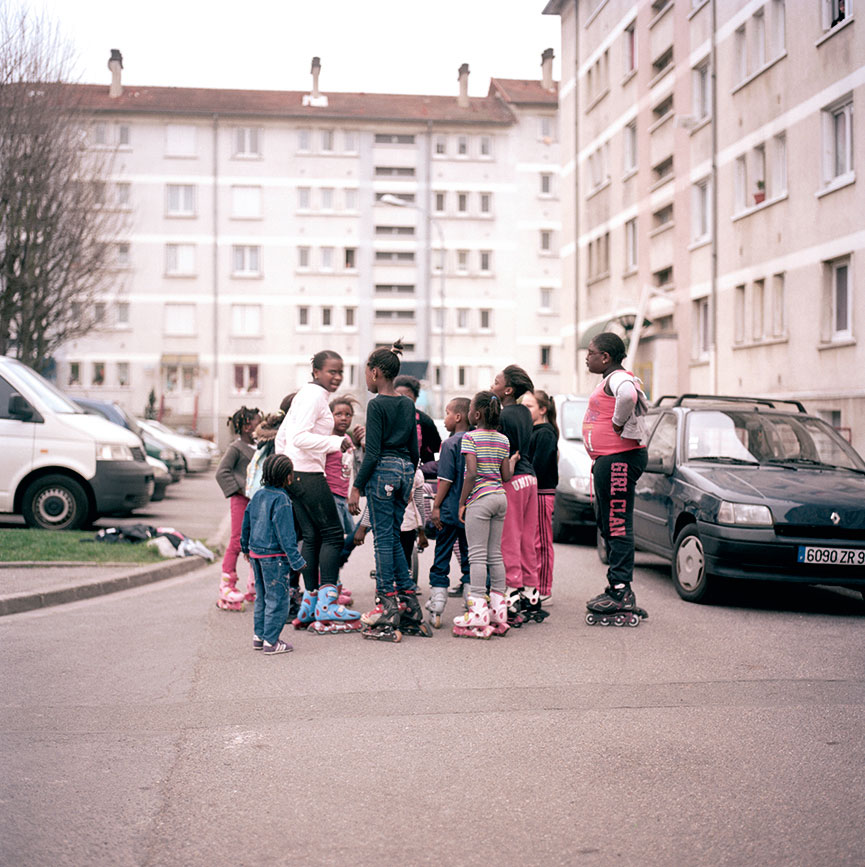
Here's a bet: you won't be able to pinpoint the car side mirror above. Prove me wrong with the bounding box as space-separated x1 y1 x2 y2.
8 393 38 421
645 454 673 475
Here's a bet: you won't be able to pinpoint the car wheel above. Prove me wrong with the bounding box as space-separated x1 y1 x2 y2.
596 527 609 565
672 525 713 603
22 475 89 531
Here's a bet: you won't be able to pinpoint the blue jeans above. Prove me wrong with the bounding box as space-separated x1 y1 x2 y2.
428 521 470 588
251 555 291 645
367 455 416 596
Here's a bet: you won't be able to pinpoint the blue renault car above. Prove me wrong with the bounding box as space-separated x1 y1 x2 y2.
618 395 865 603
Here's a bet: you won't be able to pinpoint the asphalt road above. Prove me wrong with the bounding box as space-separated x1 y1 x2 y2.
1 478 863 866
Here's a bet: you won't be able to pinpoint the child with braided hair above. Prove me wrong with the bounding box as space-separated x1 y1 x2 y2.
215 405 261 610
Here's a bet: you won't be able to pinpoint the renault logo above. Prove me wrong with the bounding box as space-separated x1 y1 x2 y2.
830 512 841 525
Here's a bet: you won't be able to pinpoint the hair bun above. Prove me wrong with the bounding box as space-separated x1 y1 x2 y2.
390 338 404 357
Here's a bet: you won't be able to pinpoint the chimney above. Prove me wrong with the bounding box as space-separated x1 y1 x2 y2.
311 56 321 98
457 63 470 108
108 49 123 98
541 48 554 91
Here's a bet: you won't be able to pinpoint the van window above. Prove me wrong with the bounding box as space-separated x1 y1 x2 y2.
6 364 81 414
0 375 16 419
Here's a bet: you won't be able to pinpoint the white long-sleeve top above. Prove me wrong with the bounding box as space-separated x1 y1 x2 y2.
275 382 344 473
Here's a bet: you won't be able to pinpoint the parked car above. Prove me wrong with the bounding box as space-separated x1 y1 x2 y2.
0 357 153 529
73 398 185 483
607 394 865 602
552 395 595 541
136 419 216 472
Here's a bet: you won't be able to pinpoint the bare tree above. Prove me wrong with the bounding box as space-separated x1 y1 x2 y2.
0 8 125 371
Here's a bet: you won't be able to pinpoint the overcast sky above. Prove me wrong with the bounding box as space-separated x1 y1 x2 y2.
29 0 562 96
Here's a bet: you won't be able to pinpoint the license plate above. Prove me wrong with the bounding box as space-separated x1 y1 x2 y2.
797 546 865 566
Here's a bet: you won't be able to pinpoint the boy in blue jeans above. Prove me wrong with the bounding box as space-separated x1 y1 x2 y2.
426 397 471 628
241 454 306 655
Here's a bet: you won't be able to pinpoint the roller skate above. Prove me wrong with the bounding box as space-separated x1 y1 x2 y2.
291 588 318 629
216 573 245 612
488 590 510 636
425 586 448 629
504 587 525 628
398 589 433 637
361 592 402 642
453 594 494 639
520 587 550 623
243 574 256 604
585 583 648 627
309 584 363 634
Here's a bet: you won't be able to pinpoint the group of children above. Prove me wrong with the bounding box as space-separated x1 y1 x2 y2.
215 344 560 653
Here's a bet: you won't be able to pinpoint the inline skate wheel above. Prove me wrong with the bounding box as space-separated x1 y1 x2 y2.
599 617 612 627
627 613 641 627
585 612 596 625
613 614 627 627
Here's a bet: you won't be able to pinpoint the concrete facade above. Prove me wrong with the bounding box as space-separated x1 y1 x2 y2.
55 58 561 444
544 0 865 454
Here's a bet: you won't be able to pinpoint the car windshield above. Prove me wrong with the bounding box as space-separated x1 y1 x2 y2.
685 410 865 471
8 363 81 414
559 399 588 441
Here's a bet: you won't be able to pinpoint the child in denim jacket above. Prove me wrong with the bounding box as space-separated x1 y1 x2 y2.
241 454 306 655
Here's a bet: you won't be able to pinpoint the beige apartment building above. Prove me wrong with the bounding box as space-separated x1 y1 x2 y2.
57 54 561 442
544 0 864 453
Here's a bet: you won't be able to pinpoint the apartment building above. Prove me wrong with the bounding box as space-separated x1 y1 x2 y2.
56 53 561 443
544 0 865 453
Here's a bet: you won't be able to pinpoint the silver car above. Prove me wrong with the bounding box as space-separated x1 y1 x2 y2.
552 395 595 542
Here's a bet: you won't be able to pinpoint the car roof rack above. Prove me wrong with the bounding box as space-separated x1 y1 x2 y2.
653 394 807 413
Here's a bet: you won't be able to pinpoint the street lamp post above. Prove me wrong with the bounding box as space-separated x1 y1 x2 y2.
380 194 446 417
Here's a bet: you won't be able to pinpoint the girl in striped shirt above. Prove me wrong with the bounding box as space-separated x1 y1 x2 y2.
453 391 516 639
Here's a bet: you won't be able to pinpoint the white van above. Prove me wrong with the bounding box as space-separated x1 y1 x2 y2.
0 357 153 530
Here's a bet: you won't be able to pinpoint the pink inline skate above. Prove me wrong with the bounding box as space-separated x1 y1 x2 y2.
488 590 510 636
452 594 494 639
217 573 245 612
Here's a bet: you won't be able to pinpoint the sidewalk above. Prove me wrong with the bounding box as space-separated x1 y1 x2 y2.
0 512 229 617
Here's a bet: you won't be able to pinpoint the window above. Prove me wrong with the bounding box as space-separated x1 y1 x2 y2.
752 278 765 340
457 309 468 329
457 136 468 156
116 362 129 387
115 182 131 208
117 124 130 146
480 193 491 213
321 129 334 152
166 244 195 276
772 133 787 196
320 247 334 270
734 284 746 343
540 230 553 252
322 307 333 328
457 250 469 272
375 251 415 263
624 121 637 173
435 136 447 155
480 251 492 273
734 26 748 83
652 95 674 124
92 362 105 386
375 284 414 295
115 243 130 268
654 266 673 289
164 303 196 336
234 127 261 157
480 309 491 330
751 144 766 203
652 47 673 81
376 225 415 236
344 188 358 210
540 346 552 369
822 0 851 31
822 97 854 184
163 362 196 393
434 192 446 213
234 364 259 393
735 155 748 212
434 308 445 331
827 257 852 339
116 302 130 326
692 179 711 242
457 192 468 213
693 297 711 359
68 362 81 386
297 246 310 269
770 0 786 56
232 245 261 275
623 21 636 75
345 307 356 328
625 218 638 270
320 188 334 210
539 287 553 311
540 173 552 195
231 185 261 219
232 304 261 336
165 124 196 157
480 136 492 157
458 366 467 387
297 187 311 209
652 203 674 230
166 184 195 217
374 133 415 144
343 130 358 152
344 247 356 269
693 61 710 120
772 273 786 337
297 128 311 151
752 8 766 70
539 116 554 140
375 309 415 321
375 166 415 177
298 306 309 327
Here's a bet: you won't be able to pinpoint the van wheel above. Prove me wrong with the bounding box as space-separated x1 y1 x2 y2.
22 475 89 531
672 525 713 603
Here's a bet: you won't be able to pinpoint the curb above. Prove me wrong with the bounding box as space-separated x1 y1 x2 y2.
0 557 210 617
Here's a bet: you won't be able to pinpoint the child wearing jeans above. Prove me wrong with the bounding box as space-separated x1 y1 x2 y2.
348 341 423 640
215 405 260 610
241 454 306 655
453 391 515 639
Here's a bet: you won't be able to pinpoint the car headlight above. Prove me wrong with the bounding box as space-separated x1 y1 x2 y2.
96 443 134 461
568 474 592 496
717 501 773 526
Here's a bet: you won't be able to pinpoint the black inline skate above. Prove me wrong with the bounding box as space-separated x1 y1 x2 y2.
397 589 433 638
504 587 525 627
519 587 550 623
585 583 648 627
361 591 403 642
